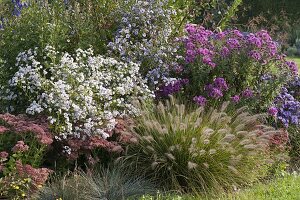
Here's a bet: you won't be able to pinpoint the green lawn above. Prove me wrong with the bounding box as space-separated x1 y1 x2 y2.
139 174 300 200
223 174 300 200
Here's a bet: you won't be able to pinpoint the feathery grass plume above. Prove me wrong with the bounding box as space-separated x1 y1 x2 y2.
121 97 288 194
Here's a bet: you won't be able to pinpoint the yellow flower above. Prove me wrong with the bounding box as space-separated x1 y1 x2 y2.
14 185 20 190
37 185 43 189
21 193 26 197
24 178 31 182
55 198 63 200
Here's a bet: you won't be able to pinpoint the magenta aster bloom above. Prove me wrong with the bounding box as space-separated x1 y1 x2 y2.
268 106 278 116
214 77 229 91
193 95 207 107
231 95 240 103
242 88 254 98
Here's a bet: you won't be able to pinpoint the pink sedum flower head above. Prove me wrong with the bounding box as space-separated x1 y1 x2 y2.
12 141 29 153
0 126 8 134
0 151 8 159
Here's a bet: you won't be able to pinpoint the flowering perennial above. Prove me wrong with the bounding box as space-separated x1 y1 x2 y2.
1 46 152 139
155 78 189 98
0 113 53 145
274 86 300 127
182 24 297 111
183 24 297 74
108 0 181 82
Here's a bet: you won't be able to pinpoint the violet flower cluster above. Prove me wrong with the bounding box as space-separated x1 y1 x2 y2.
193 77 254 106
183 24 298 75
155 78 189 98
274 87 300 127
204 77 229 99
12 0 28 17
287 76 300 99
183 24 297 111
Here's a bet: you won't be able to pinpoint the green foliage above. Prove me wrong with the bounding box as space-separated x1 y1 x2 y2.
122 97 282 193
0 177 33 199
222 174 300 200
238 0 300 23
286 46 298 57
0 0 118 77
0 132 47 169
288 24 300 47
287 126 300 168
219 0 243 30
192 0 243 30
140 174 300 200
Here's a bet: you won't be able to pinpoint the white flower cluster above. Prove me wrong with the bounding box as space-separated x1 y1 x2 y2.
108 0 182 78
2 46 152 139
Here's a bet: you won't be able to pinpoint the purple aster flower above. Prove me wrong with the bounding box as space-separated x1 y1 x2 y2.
227 38 240 49
215 31 226 39
202 56 212 64
242 88 254 98
155 79 189 98
193 95 207 107
273 87 300 127
260 74 272 81
268 107 278 116
249 50 262 61
285 61 298 75
231 95 240 103
209 87 223 99
214 77 229 91
220 47 230 57
185 24 197 34
247 34 262 47
233 30 243 37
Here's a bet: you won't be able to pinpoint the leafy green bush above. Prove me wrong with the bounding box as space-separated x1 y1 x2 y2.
122 97 285 193
286 46 298 57
0 0 118 73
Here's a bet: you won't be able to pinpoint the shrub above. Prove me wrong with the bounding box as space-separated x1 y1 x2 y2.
122 97 286 193
286 46 298 57
107 0 182 87
0 46 152 141
192 0 243 30
36 166 155 200
179 24 297 112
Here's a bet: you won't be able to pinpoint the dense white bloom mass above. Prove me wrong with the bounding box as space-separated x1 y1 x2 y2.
2 46 152 139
